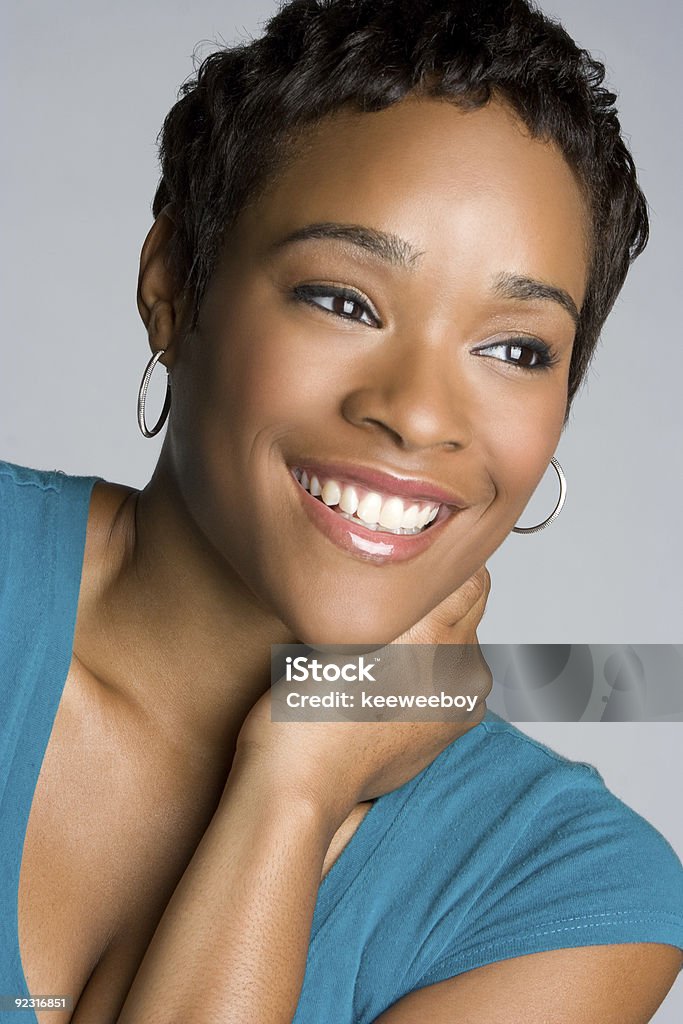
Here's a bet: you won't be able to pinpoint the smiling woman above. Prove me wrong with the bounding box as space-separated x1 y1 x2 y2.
1 1 682 1023
156 94 584 625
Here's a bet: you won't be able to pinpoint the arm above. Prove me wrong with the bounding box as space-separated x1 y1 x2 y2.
115 565 491 1024
115 755 340 1024
371 944 683 1024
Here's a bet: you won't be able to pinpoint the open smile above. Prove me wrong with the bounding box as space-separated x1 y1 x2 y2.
289 462 465 565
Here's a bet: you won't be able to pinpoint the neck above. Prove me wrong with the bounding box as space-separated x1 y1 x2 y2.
74 457 296 771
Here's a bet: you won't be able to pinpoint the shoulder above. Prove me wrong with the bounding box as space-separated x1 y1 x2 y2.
0 461 70 620
0 459 101 595
0 457 104 498
438 707 608 777
0 458 133 565
0 459 65 543
410 712 683 984
0 459 132 676
0 458 106 542
431 710 678 844
432 710 683 910
420 708 630 839
309 715 683 1021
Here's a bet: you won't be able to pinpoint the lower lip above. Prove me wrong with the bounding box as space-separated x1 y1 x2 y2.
290 471 458 565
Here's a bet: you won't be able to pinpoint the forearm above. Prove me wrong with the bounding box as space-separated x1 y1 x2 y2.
116 756 339 1024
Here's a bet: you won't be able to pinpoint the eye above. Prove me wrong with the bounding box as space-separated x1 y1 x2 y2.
473 336 558 371
292 284 380 327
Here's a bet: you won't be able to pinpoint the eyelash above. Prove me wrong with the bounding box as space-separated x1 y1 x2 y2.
292 283 381 326
473 337 560 371
291 284 560 371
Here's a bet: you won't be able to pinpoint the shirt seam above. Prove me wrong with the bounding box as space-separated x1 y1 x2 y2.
421 912 683 982
478 718 602 776
0 466 63 493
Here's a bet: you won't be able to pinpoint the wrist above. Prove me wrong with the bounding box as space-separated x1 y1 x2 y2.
223 743 348 841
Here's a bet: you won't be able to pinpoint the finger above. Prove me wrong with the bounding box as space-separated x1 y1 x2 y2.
396 569 490 645
424 564 491 631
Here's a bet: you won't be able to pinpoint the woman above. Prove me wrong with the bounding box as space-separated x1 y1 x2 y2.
1 0 682 1021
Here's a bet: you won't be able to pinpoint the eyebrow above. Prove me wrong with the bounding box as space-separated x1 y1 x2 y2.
268 221 425 269
493 272 580 327
268 221 581 325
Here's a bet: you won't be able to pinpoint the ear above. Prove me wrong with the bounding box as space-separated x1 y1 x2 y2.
137 205 186 370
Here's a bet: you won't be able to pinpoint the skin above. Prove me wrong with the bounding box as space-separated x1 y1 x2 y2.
75 94 586 763
21 94 682 1021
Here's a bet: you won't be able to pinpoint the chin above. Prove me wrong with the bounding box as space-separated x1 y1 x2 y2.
284 603 407 648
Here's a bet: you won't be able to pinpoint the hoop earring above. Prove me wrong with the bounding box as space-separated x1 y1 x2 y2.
137 349 171 438
512 457 567 534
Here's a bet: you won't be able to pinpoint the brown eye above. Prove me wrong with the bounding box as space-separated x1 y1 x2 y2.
506 342 537 367
292 285 380 327
331 295 365 319
473 337 556 371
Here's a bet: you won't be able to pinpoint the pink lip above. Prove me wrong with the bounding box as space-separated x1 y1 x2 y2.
290 470 459 565
291 460 467 508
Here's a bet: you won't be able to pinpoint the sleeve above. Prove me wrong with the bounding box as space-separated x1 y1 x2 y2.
415 772 683 988
0 460 61 802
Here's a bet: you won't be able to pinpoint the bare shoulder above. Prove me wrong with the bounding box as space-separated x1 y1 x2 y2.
79 478 138 591
371 944 683 1023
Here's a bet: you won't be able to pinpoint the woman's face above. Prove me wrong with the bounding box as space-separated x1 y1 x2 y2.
161 95 589 644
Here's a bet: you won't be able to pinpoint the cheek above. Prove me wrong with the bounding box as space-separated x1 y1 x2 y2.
481 381 567 518
175 316 302 455
204 305 348 438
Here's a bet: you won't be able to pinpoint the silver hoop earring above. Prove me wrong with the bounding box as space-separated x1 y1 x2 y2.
137 349 171 438
512 456 567 534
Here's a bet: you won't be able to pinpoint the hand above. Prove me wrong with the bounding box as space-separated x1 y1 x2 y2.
234 566 492 827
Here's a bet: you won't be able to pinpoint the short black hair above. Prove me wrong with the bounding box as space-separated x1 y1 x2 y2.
153 0 648 419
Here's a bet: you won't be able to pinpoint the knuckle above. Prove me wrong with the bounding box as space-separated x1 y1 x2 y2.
463 568 488 605
473 566 491 598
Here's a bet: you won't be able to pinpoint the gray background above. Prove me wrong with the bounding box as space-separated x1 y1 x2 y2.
1 1 681 1018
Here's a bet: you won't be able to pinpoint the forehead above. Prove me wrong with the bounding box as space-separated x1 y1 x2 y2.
237 94 590 309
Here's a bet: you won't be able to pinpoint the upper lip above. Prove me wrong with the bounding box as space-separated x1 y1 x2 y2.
289 460 468 509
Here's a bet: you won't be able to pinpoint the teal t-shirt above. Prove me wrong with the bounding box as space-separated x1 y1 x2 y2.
1 458 682 1023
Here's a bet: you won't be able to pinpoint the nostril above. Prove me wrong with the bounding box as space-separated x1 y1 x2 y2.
363 418 405 448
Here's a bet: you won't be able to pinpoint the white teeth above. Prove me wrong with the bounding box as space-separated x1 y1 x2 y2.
356 492 383 524
294 468 442 534
321 479 342 507
378 496 405 529
415 506 432 529
339 485 359 514
401 504 420 529
310 475 322 496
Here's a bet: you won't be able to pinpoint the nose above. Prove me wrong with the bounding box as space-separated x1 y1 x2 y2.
340 339 473 452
